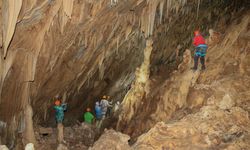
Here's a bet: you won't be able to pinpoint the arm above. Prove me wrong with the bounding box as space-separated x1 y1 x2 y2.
108 101 112 107
61 103 67 111
193 37 197 46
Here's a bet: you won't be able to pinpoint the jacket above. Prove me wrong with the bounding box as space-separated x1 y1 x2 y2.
193 34 206 47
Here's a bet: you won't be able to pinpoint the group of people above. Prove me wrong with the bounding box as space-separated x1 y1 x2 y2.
53 95 120 130
83 95 120 129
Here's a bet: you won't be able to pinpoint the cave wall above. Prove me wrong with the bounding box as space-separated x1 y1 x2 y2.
0 0 248 146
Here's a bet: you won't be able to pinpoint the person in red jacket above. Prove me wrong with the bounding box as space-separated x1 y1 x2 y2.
192 30 208 70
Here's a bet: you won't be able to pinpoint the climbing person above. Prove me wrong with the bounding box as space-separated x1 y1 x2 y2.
100 95 112 119
54 99 67 124
84 108 94 124
95 102 102 129
54 99 67 143
192 30 208 71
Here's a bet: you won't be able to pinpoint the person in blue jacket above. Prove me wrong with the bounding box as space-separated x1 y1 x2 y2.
95 102 102 129
54 100 67 123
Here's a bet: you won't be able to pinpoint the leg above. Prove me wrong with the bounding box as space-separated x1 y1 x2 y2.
193 55 199 70
200 56 205 70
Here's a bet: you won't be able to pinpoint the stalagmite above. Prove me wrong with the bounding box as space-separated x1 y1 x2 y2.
0 145 9 150
57 144 68 150
57 123 64 144
2 0 22 57
117 39 153 130
24 143 34 150
23 104 37 146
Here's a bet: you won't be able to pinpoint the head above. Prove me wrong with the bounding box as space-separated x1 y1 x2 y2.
55 100 61 106
102 95 107 99
107 96 110 100
95 102 100 106
86 108 91 112
194 30 200 36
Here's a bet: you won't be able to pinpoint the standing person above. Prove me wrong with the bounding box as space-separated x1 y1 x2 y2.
54 99 67 143
100 96 112 119
54 100 67 124
84 108 94 124
106 96 113 117
95 102 102 129
192 30 208 71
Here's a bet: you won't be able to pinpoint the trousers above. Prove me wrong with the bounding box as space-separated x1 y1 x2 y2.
193 55 205 70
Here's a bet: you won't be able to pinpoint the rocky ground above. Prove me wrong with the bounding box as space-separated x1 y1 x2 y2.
34 123 95 150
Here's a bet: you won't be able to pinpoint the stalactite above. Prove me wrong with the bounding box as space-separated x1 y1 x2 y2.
116 37 120 52
196 0 201 19
125 25 132 40
2 0 22 58
110 0 118 7
98 53 105 80
59 0 74 33
63 0 74 18
159 1 165 24
147 0 159 36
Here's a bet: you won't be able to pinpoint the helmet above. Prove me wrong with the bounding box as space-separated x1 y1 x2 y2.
107 96 110 99
86 108 91 112
194 30 200 36
102 95 107 99
55 100 61 106
95 102 100 105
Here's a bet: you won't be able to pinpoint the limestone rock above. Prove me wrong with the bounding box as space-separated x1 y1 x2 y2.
0 145 9 150
89 129 131 150
25 143 34 150
133 106 250 150
57 144 68 150
39 127 53 135
218 94 235 110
